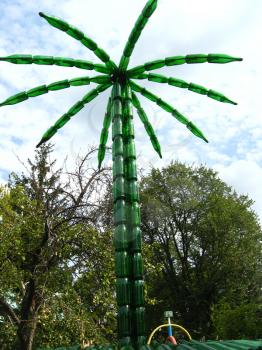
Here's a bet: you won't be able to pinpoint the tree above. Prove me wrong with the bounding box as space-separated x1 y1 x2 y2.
140 162 262 338
0 0 242 345
0 145 112 350
212 302 262 339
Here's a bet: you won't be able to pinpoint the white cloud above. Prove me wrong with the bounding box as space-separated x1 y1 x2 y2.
214 160 262 222
0 0 261 220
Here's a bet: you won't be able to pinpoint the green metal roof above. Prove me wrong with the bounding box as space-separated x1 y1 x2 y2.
38 339 262 350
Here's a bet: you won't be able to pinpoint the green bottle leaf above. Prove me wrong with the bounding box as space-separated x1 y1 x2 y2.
145 59 165 71
168 77 188 88
207 54 243 63
69 77 91 86
98 97 112 169
157 99 173 113
73 59 94 70
0 92 28 106
132 92 162 158
148 73 168 83
127 65 146 77
120 0 158 70
90 75 111 84
54 114 71 129
172 110 188 125
67 26 85 40
54 57 75 67
142 0 158 18
187 121 208 142
186 54 207 64
0 54 32 64
48 80 70 91
27 85 48 97
188 83 208 95
40 12 116 71
207 89 237 105
39 12 69 31
67 101 85 116
165 56 186 66
36 127 57 148
94 64 110 74
32 55 54 65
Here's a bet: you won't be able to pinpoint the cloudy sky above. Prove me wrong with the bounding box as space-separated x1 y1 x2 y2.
0 0 261 220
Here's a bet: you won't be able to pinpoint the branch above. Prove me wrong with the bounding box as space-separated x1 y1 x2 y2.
0 297 20 325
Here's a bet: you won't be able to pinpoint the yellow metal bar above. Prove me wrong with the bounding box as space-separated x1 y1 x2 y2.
147 323 192 345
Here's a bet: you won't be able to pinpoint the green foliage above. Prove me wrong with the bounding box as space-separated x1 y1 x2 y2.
0 145 116 349
212 302 262 339
140 162 262 338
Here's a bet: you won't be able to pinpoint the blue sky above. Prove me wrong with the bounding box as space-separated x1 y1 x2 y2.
0 0 262 220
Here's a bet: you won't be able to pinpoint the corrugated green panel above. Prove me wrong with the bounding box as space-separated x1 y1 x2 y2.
37 340 262 350
221 342 251 350
189 340 214 350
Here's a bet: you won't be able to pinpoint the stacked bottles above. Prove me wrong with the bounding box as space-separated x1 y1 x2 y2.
122 85 145 347
112 83 132 346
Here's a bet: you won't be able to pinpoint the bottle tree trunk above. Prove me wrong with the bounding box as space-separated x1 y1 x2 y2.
112 82 145 348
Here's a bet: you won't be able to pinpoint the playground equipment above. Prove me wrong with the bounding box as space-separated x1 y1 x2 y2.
0 1 243 348
147 311 192 345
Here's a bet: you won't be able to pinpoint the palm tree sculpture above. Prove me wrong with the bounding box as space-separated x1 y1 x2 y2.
0 0 242 348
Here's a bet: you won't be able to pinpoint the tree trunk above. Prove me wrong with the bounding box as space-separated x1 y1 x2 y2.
16 317 37 350
15 279 38 350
